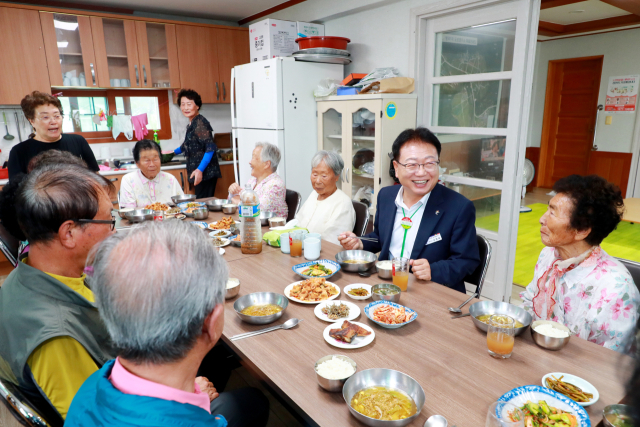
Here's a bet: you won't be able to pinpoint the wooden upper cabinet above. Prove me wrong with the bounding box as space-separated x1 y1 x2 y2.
0 7 51 104
215 28 250 104
90 17 140 88
135 22 180 88
176 25 221 103
40 12 98 88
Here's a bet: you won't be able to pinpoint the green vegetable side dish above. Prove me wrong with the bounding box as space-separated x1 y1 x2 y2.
374 289 399 296
508 400 578 427
300 263 333 277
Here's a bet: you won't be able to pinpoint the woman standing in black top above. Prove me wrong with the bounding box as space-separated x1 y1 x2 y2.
8 91 99 180
173 89 221 198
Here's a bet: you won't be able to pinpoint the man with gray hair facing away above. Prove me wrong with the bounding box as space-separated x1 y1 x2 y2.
66 221 269 427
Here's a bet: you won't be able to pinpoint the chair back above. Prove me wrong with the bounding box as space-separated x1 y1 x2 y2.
352 201 370 237
285 189 301 222
0 222 19 268
0 378 49 427
616 257 640 293
464 234 492 298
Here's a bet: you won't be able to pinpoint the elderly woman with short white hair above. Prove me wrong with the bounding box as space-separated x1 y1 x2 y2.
228 142 288 218
296 150 355 245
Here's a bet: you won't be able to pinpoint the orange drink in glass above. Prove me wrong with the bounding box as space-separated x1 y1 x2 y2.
392 257 409 291
289 232 303 257
487 315 515 359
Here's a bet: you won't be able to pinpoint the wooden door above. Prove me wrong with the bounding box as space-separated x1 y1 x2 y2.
215 28 250 104
90 17 140 88
176 25 221 103
135 22 180 88
0 7 51 104
538 57 603 188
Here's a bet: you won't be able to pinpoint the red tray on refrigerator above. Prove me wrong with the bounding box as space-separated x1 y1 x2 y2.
295 36 351 50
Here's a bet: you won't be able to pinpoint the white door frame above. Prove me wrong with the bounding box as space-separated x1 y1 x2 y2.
626 106 640 197
408 0 541 301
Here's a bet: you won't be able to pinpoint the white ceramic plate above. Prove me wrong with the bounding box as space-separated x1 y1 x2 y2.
209 230 231 238
284 281 340 304
219 248 225 255
314 300 360 322
542 373 599 407
208 220 236 231
322 320 375 349
211 238 231 248
191 221 208 229
343 284 372 300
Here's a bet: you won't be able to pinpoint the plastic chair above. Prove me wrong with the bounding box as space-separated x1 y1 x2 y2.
285 189 301 222
0 378 49 427
616 257 640 293
464 234 492 298
0 222 19 268
351 200 370 237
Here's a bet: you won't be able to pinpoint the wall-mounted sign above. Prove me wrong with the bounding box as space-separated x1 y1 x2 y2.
605 75 638 113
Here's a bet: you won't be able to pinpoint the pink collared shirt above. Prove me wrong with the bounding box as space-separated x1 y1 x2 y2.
109 357 211 413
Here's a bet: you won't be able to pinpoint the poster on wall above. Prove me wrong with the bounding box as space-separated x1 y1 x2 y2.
605 75 638 113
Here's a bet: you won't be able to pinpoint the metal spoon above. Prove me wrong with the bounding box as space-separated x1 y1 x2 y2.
424 414 448 427
230 318 301 341
448 293 477 313
2 112 14 141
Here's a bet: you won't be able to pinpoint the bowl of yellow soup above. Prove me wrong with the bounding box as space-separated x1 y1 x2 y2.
469 301 532 336
233 292 288 325
335 250 377 273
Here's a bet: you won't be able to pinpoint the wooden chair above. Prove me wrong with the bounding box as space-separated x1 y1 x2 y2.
616 257 640 292
464 234 492 298
285 189 301 222
0 378 49 427
351 201 370 237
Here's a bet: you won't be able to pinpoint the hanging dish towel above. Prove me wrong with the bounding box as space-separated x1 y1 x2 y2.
131 113 149 141
112 115 133 140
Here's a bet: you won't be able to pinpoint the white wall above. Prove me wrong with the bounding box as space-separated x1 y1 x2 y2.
527 28 640 152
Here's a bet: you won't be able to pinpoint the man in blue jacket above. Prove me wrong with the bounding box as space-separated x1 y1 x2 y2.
339 127 480 293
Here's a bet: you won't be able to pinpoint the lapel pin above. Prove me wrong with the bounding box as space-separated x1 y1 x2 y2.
435 210 440 215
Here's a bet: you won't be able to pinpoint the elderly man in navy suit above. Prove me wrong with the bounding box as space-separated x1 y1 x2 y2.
339 128 480 293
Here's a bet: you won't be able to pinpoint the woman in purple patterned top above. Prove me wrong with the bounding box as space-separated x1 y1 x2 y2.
228 142 288 219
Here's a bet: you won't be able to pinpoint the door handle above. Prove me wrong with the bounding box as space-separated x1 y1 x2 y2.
592 104 603 151
180 172 184 189
134 65 140 86
90 63 96 85
142 65 148 86
222 82 226 100
216 82 220 101
109 177 118 182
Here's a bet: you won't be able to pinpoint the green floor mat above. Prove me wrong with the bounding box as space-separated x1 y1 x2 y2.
476 203 640 286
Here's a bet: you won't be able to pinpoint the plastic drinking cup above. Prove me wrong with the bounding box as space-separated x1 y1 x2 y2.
304 238 321 261
280 233 290 254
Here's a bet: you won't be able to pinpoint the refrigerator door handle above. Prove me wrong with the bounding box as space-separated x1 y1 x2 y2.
230 68 237 128
232 129 239 183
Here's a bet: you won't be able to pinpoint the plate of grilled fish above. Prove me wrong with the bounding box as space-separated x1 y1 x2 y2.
323 320 375 349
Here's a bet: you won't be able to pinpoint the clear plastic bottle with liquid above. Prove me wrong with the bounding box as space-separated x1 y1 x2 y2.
240 183 262 254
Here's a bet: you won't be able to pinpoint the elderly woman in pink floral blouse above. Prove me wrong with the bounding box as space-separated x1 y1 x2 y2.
521 174 639 355
228 142 288 219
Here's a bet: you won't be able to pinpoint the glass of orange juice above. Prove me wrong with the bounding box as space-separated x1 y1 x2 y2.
392 257 409 291
487 315 515 359
289 231 303 258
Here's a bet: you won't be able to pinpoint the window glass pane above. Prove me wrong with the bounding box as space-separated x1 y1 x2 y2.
432 79 510 128
438 133 506 181
59 96 109 132
435 19 515 76
115 97 161 130
321 108 343 190
443 182 502 232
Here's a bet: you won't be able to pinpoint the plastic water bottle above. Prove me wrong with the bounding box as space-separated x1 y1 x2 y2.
240 183 262 254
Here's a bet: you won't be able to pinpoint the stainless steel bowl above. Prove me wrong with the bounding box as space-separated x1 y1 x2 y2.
192 207 209 220
343 369 425 427
117 208 135 219
171 194 196 205
124 209 154 223
259 211 276 226
375 261 393 279
530 320 571 351
468 301 532 336
222 204 238 214
315 355 357 392
233 292 289 325
371 284 402 303
269 217 287 227
335 250 377 273
206 199 228 211
603 404 634 427
225 279 240 300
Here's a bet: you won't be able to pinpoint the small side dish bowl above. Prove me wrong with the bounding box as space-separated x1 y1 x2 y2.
343 284 372 301
292 260 341 280
206 199 228 211
371 283 401 303
259 211 276 226
469 301 532 336
124 209 154 223
209 230 231 238
603 404 634 427
269 216 287 227
315 355 357 393
335 250 377 273
225 278 240 300
375 260 393 279
171 194 196 205
223 204 238 214
541 372 599 407
364 300 417 329
531 320 571 351
233 292 289 325
192 207 209 220
118 208 134 219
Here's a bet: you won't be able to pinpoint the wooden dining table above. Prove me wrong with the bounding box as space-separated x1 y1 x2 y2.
116 205 633 427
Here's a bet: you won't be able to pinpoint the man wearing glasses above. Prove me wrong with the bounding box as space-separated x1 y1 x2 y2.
0 163 116 423
339 127 480 293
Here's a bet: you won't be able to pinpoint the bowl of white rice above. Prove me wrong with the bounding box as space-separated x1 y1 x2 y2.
531 320 571 351
315 355 357 392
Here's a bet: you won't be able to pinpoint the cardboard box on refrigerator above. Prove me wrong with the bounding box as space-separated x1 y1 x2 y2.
296 22 325 37
249 19 297 62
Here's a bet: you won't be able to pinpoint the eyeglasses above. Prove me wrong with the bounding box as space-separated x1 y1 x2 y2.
76 213 116 231
396 161 440 172
36 114 64 122
140 157 161 164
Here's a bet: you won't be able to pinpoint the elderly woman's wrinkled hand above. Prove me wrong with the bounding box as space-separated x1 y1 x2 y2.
410 259 431 281
195 376 219 402
228 182 242 196
338 232 363 250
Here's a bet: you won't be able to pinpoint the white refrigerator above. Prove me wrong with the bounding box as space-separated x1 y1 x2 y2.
231 57 343 202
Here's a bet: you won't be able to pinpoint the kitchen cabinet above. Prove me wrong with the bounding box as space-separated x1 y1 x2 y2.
0 7 51 104
102 173 123 204
316 94 417 214
90 17 140 88
215 163 235 198
165 167 194 194
176 26 248 103
134 21 180 88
